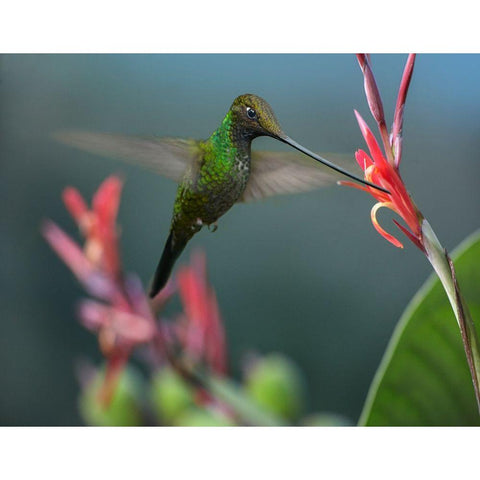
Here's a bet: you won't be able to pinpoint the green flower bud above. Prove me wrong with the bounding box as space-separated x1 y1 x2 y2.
79 365 144 426
245 353 306 421
150 367 195 425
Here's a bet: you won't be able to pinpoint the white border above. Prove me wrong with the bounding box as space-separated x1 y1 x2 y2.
2 0 480 53
0 427 478 478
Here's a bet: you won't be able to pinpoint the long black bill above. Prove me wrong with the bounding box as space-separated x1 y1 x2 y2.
281 136 390 195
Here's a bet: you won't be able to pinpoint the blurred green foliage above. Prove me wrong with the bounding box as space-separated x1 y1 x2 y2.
79 354 348 426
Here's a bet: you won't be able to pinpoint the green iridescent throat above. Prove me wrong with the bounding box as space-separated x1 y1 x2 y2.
208 111 240 169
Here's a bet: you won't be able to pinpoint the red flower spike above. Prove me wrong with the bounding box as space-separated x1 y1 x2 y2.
45 175 230 409
356 55 395 165
356 54 385 126
92 177 123 277
61 176 123 278
344 55 424 252
354 111 389 171
391 54 416 167
92 176 123 227
176 251 228 375
44 176 159 408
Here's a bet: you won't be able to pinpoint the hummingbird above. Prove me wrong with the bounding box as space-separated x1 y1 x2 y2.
55 94 387 298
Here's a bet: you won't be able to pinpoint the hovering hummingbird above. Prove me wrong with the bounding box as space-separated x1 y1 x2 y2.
55 94 387 298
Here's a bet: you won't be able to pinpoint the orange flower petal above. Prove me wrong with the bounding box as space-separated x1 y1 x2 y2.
338 180 371 193
370 202 404 248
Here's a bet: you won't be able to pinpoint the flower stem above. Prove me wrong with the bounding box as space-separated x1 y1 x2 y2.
200 373 286 426
161 338 285 426
422 220 480 413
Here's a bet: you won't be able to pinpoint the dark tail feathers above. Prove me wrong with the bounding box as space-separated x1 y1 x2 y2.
149 232 187 298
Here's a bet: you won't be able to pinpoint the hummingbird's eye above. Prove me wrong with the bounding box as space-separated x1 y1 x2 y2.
246 107 257 120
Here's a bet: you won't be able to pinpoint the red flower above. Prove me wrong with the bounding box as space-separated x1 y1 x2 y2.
43 176 156 405
175 251 228 376
62 176 122 279
341 54 424 251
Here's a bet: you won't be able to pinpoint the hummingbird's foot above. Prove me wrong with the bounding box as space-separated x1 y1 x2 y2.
208 222 218 233
189 218 203 233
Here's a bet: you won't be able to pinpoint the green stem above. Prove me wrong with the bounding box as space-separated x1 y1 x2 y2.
422 220 480 413
162 342 285 426
200 373 286 426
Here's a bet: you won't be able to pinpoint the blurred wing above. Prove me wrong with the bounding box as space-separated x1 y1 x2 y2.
53 131 200 182
241 151 357 202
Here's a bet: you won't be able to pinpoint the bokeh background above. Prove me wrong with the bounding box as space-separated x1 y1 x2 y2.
1 54 479 425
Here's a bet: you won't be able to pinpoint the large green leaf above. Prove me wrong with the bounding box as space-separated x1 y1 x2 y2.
359 230 480 426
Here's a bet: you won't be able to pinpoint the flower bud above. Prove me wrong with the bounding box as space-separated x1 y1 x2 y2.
244 353 306 421
150 367 195 425
79 365 144 426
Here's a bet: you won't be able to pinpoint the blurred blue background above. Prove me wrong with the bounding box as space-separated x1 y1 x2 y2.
1 54 479 425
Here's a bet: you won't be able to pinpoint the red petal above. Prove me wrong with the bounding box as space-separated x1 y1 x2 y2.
63 187 89 227
92 176 123 277
177 254 227 374
338 180 370 193
354 149 374 171
42 220 94 282
93 176 123 226
356 56 386 126
78 300 111 331
393 219 424 252
177 267 208 357
370 202 404 248
205 289 227 375
42 220 116 300
178 268 209 327
354 111 388 169
110 310 155 343
391 54 416 167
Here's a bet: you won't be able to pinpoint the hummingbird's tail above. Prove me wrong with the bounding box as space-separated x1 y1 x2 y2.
149 232 187 298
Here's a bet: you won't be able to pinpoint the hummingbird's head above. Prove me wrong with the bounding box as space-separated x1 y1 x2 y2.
229 94 391 195
230 94 286 140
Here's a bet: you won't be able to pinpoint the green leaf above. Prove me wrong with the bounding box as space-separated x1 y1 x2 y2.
359 230 480 426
